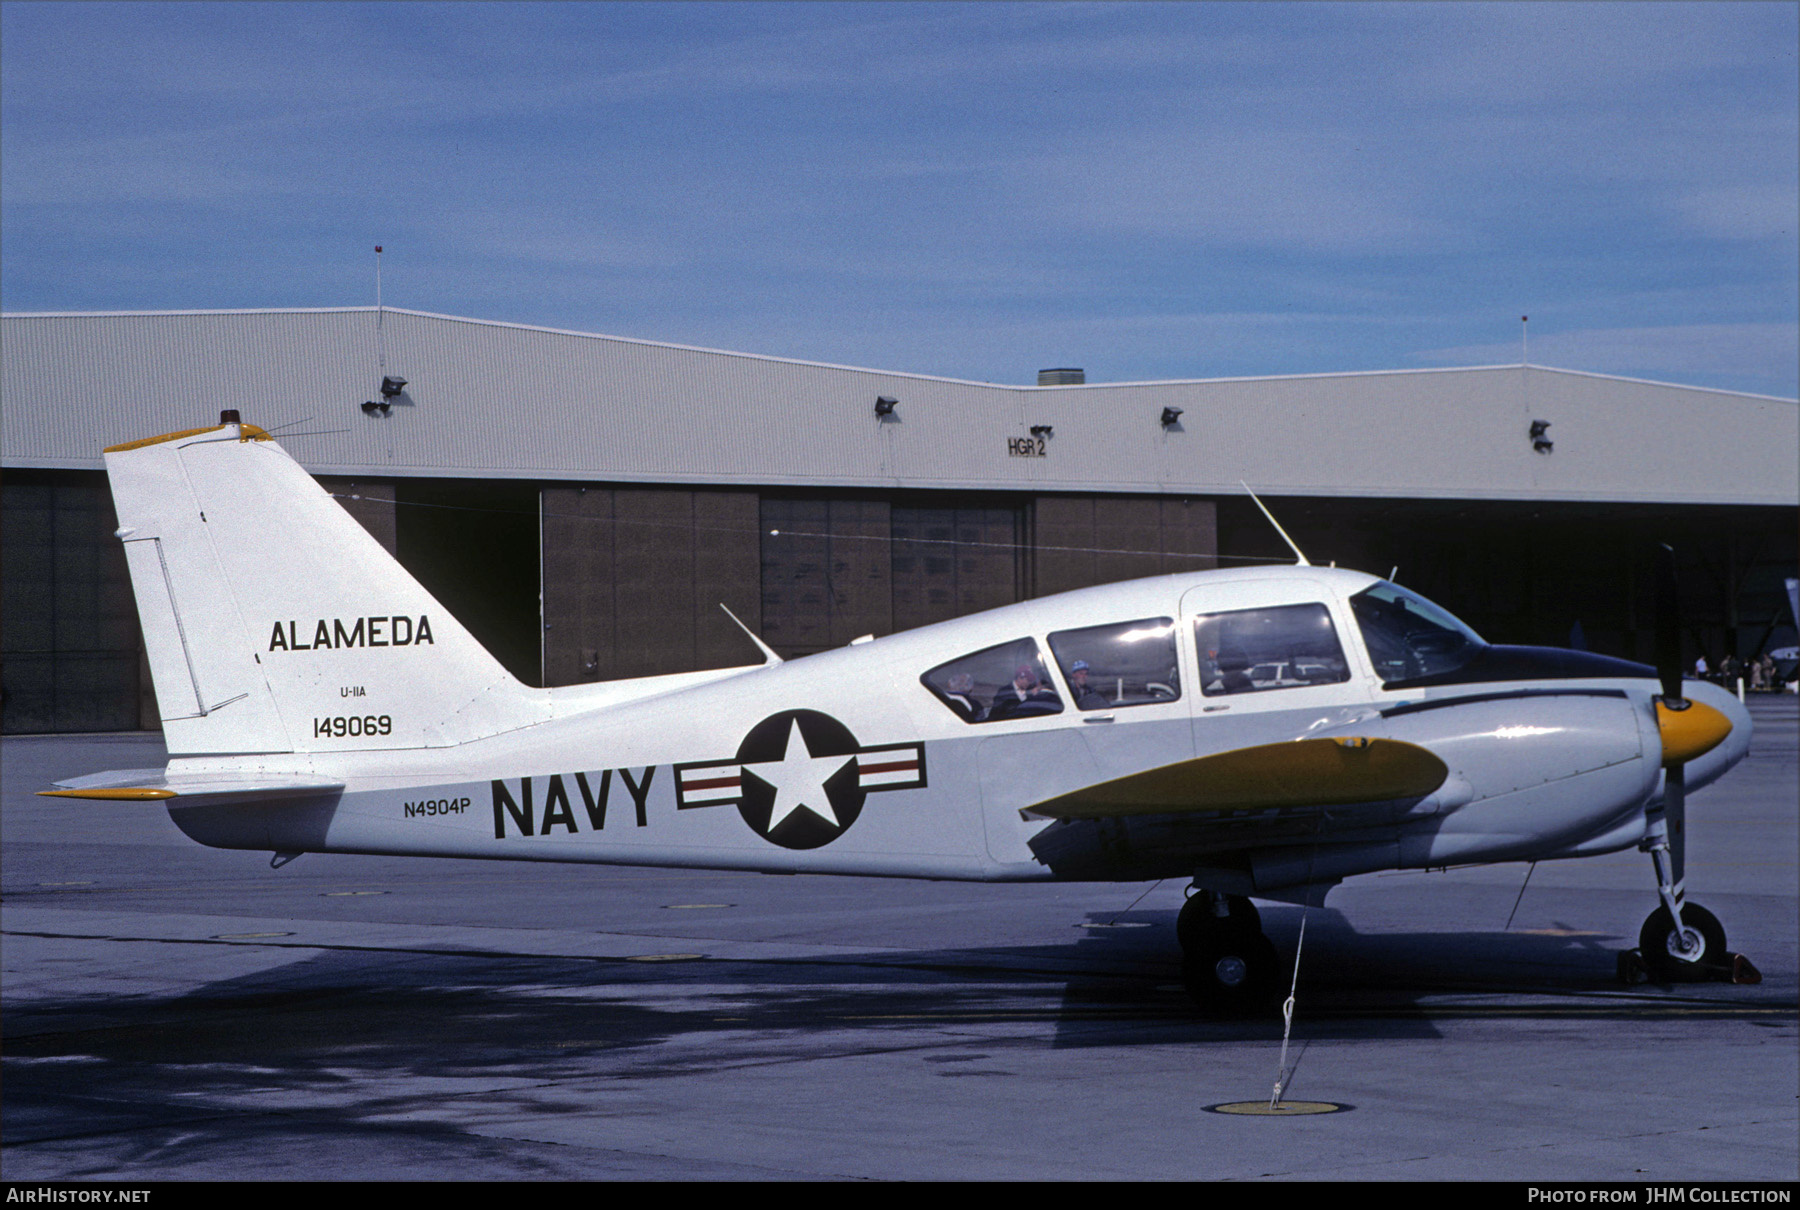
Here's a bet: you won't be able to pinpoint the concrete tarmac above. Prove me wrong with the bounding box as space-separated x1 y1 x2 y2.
3 698 1795 1182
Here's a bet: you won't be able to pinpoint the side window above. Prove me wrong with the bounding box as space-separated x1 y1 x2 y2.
921 637 1063 724
1194 603 1350 697
1047 617 1181 711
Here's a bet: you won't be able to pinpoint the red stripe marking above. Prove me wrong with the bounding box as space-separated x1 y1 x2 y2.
682 775 740 792
858 760 917 776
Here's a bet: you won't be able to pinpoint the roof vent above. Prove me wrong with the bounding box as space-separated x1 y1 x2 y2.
1037 367 1085 386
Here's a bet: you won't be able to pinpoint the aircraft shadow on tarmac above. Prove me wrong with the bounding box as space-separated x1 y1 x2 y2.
1051 901 1788 1042
8 897 1777 1129
4 920 1789 1182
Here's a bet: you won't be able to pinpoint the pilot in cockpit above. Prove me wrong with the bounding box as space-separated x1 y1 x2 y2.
988 664 1061 718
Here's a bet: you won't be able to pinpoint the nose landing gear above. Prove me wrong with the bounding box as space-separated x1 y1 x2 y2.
1620 807 1760 986
1627 548 1760 987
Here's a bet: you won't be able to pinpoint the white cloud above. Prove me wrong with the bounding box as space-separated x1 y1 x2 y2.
1018 123 1450 253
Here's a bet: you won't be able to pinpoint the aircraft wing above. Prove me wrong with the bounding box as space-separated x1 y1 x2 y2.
39 769 344 803
1021 737 1448 820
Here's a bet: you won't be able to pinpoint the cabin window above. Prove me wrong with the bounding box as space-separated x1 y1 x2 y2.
1047 617 1181 710
921 637 1063 723
1194 603 1351 696
1349 581 1486 684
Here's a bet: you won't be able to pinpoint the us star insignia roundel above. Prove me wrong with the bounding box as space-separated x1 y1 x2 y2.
673 710 927 849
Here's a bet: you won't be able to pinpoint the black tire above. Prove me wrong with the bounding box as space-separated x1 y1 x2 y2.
1182 930 1281 1016
1177 893 1263 953
1638 903 1727 983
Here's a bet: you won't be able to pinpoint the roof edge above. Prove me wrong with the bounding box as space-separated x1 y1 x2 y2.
4 308 1794 403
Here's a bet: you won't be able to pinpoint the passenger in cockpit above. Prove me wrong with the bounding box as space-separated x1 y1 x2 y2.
1068 660 1110 710
1216 646 1255 694
943 672 985 721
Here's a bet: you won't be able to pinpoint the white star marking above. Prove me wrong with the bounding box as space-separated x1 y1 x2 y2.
742 720 856 831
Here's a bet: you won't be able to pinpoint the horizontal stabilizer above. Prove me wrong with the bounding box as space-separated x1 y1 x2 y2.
1023 737 1448 820
40 768 344 804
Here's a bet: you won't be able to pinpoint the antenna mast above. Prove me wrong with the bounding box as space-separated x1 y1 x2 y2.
375 245 385 371
1240 482 1311 567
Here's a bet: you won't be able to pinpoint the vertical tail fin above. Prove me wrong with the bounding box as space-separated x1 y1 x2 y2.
106 419 545 756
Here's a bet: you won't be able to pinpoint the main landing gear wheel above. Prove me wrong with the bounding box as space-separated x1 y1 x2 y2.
1637 902 1727 983
1176 890 1261 953
1178 892 1280 1016
1182 931 1280 1016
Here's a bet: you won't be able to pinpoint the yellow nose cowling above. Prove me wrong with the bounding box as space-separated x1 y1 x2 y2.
1656 698 1733 766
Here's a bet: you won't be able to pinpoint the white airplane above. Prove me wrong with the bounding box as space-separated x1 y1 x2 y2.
44 413 1758 1013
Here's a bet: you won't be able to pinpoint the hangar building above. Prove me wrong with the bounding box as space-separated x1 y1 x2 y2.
3 307 1796 733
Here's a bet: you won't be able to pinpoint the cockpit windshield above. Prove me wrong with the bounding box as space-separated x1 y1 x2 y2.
1349 581 1487 685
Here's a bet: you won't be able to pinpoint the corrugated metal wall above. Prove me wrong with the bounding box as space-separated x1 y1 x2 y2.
6 309 1794 505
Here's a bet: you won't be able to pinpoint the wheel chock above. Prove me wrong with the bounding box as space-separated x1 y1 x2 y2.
1617 946 1759 986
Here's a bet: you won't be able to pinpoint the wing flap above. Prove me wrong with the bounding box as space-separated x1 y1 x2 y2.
1023 737 1448 820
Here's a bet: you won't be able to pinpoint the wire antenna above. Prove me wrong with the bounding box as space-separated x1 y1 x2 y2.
325 493 1297 565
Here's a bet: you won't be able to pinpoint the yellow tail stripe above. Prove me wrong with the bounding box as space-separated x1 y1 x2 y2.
104 423 272 453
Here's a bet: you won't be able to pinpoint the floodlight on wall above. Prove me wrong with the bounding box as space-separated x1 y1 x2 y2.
875 396 898 417
1530 419 1553 454
380 375 408 398
1030 424 1054 438
1161 407 1183 428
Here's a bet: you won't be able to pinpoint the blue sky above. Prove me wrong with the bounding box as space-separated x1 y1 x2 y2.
4 1 1796 396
